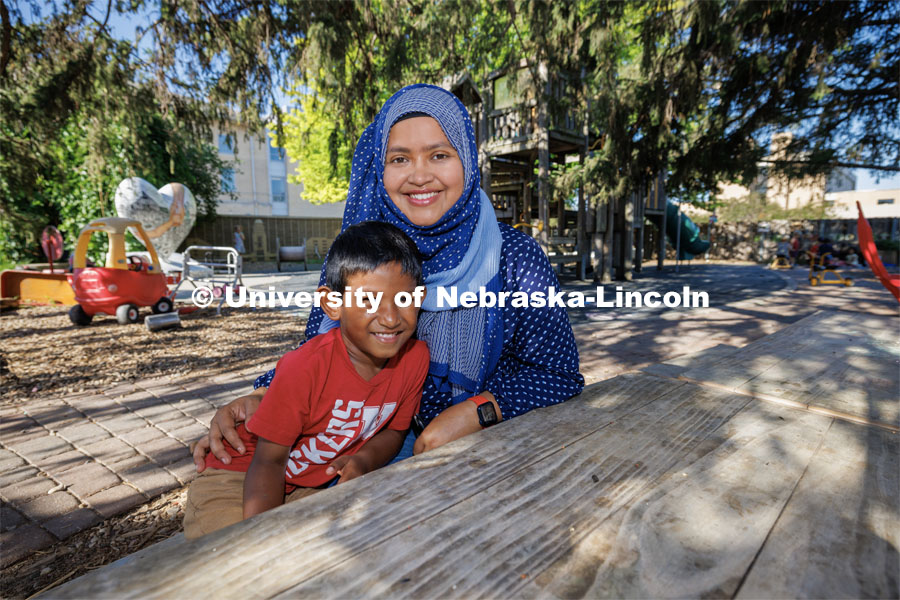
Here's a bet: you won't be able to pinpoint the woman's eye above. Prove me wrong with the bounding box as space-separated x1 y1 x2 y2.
433 153 449 160
388 156 408 164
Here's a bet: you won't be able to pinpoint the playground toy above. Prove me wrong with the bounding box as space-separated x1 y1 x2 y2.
770 255 792 269
645 199 710 260
0 226 76 307
807 252 852 287
276 237 308 271
171 245 244 315
41 226 64 273
857 201 900 302
67 217 175 325
114 177 197 259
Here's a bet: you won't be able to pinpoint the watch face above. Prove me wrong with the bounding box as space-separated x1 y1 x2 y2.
477 402 498 426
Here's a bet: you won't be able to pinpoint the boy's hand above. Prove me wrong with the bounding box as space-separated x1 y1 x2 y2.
326 455 371 484
413 392 500 455
192 388 265 472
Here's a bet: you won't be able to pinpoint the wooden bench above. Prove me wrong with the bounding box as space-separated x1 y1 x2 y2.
50 310 899 598
307 237 333 263
547 235 588 279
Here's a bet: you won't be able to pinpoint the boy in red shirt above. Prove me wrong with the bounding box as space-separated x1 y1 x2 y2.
183 221 429 538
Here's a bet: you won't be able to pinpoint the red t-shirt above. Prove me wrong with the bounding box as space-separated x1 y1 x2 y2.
205 327 428 489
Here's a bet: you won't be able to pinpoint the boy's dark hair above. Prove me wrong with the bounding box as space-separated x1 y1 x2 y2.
325 221 423 290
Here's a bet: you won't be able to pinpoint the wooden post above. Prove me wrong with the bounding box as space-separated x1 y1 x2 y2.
577 152 587 280
537 63 550 251
480 88 492 196
602 197 614 283
658 174 667 270
525 152 533 228
634 188 644 273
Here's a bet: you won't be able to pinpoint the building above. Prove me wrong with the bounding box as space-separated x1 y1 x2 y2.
716 133 857 211
213 126 344 219
825 187 900 219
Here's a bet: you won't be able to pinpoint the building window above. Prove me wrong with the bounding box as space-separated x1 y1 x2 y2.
221 168 236 193
270 145 286 162
218 134 234 154
877 198 894 205
271 177 286 203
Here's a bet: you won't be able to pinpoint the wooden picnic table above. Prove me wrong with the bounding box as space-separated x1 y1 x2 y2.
50 310 899 599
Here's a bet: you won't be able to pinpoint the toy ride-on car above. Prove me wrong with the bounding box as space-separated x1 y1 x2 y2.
67 217 175 325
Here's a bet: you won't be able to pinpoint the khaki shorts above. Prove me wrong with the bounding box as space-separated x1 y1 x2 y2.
183 468 322 539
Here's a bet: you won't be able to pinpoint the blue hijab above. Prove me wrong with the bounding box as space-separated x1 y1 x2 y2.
308 84 504 403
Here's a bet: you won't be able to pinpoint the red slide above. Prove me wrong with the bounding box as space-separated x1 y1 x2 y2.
857 201 900 303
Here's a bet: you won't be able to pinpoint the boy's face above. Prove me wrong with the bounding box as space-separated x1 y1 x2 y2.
320 262 421 378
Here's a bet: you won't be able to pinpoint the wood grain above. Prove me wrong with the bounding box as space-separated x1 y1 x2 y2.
680 310 900 429
736 420 900 599
48 374 677 599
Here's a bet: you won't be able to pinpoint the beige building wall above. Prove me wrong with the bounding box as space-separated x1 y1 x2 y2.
212 125 345 219
826 188 900 219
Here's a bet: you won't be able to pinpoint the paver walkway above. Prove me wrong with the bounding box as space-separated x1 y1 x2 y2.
1 263 897 568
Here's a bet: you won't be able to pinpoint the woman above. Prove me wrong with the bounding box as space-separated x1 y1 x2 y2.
193 84 583 470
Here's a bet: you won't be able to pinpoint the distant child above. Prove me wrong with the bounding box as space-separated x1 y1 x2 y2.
183 221 429 538
233 225 246 254
846 247 860 266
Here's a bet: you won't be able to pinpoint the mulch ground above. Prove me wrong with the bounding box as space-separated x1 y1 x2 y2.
1 305 305 405
0 304 306 598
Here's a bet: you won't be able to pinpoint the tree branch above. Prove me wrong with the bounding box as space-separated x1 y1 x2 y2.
0 0 11 80
759 159 900 172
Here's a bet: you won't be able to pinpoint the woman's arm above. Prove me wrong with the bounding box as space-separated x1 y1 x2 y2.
414 228 582 454
192 386 266 471
480 231 584 420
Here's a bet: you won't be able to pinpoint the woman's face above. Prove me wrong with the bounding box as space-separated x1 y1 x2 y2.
383 116 465 227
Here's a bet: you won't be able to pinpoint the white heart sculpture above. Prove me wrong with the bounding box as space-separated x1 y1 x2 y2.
114 177 197 259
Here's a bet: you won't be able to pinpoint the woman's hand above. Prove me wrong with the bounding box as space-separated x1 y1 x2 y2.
413 392 500 455
192 387 265 472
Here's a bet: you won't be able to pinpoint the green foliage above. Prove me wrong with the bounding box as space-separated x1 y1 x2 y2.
0 106 229 264
3 0 896 249
277 89 352 205
716 192 833 223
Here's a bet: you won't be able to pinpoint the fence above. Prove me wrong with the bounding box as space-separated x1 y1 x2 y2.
696 217 899 262
185 215 342 261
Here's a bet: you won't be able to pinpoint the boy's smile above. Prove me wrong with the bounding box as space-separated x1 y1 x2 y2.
320 262 421 381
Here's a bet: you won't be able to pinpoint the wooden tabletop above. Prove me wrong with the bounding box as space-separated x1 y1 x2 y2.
50 311 899 599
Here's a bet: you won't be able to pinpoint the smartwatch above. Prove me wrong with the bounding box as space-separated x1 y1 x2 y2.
468 395 499 427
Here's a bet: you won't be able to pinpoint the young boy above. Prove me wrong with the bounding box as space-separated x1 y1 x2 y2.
183 221 429 538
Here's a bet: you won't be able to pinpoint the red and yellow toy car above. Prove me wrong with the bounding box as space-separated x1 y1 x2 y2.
67 218 174 325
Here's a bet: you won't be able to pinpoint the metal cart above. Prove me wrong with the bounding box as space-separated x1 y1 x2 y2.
171 246 244 314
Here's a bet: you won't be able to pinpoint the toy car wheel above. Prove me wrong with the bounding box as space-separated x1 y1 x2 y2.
809 278 818 286
152 297 174 314
68 304 93 326
844 279 853 287
116 304 140 324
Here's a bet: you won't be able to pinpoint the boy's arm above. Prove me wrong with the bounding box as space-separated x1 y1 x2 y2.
243 437 290 519
325 428 405 484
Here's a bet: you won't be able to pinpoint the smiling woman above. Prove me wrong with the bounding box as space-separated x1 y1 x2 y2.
191 83 584 488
